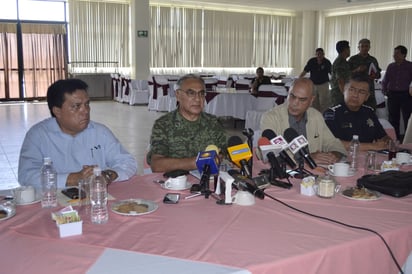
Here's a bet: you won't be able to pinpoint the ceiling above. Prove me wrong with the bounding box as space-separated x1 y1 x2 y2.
157 0 411 12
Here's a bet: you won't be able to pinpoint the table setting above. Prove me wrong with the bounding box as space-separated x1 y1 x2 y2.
1 146 412 273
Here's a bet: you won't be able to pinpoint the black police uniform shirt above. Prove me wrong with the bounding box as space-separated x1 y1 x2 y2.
323 103 387 142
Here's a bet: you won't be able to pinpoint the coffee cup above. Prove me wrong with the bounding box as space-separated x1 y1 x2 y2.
164 175 188 189
396 152 411 165
232 190 255 206
13 186 35 204
328 162 350 176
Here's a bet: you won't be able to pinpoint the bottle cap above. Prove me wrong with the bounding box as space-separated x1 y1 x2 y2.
93 167 102 175
43 157 52 164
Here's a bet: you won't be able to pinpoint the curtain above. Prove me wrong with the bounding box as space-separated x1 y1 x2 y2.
149 6 295 69
150 6 202 68
203 10 254 67
0 22 65 99
0 24 18 99
253 14 294 68
324 9 412 69
21 23 66 98
68 0 130 72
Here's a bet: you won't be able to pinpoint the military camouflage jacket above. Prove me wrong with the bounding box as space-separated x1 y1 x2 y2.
146 110 227 164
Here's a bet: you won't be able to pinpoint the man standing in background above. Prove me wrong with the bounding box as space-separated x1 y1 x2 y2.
348 38 381 109
382 45 412 141
331 40 351 107
299 48 332 113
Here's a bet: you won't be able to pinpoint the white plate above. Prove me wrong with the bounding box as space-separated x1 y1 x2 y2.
111 199 158 216
329 170 355 177
341 187 381 201
0 205 16 222
161 182 192 191
15 192 42 206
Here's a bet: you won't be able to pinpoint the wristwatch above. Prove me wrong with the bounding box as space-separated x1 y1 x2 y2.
102 169 118 183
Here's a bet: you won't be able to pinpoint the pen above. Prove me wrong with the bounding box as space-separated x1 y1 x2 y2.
184 192 202 200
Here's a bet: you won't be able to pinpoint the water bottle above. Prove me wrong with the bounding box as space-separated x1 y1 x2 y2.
348 135 360 172
90 167 108 224
41 157 57 208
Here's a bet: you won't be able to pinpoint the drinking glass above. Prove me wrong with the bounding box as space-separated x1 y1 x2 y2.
364 151 378 175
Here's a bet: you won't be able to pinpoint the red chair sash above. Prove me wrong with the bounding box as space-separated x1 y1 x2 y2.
205 92 219 103
257 91 286 105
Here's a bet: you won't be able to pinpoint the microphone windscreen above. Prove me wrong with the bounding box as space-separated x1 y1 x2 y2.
227 136 243 147
261 129 277 140
205 144 219 153
257 137 272 146
283 128 299 143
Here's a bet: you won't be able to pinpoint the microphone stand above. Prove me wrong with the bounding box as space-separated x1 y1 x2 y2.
242 128 254 178
294 157 306 179
199 165 212 199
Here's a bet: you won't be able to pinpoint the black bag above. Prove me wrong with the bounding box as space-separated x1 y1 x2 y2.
357 171 412 198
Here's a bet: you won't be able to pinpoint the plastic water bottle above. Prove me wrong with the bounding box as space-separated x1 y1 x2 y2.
348 135 360 172
90 167 108 224
41 157 57 208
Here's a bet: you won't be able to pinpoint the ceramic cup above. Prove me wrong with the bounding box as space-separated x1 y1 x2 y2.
328 162 350 176
13 186 35 204
396 152 411 165
164 175 188 189
232 190 255 206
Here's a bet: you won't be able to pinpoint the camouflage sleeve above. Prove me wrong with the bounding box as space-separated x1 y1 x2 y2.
211 118 227 153
335 61 350 81
146 118 170 164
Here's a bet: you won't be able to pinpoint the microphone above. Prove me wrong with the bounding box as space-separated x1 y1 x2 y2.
228 170 265 199
227 136 252 178
257 137 286 179
283 128 317 169
261 129 296 168
196 145 220 198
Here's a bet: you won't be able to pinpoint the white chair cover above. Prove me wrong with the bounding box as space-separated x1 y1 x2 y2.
168 81 177 112
153 75 170 112
402 116 412 144
129 80 149 105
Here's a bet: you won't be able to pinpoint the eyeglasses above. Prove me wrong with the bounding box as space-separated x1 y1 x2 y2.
348 87 369 96
178 89 206 98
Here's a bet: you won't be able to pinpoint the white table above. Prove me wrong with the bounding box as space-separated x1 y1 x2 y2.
204 91 256 120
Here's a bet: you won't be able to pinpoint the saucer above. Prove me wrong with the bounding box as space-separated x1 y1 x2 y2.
16 192 42 206
161 182 192 191
329 170 355 177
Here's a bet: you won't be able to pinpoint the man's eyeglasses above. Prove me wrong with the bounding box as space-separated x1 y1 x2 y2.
348 87 369 96
178 89 206 98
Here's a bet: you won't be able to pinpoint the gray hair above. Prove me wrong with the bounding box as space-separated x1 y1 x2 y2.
175 74 205 91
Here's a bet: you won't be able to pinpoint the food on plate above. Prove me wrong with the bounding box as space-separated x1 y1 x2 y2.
114 201 149 214
347 187 378 199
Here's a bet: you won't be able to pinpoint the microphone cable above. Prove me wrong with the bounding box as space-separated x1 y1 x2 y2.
263 192 405 274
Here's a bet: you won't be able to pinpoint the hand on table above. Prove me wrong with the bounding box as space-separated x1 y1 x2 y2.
310 152 341 166
66 165 96 187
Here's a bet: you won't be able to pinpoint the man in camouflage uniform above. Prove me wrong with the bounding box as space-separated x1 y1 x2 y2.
147 74 227 172
330 40 351 107
348 38 382 110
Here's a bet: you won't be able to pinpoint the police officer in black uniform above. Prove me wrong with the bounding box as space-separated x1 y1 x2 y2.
323 73 391 151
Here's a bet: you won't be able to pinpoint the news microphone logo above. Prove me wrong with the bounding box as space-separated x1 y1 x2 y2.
288 135 309 154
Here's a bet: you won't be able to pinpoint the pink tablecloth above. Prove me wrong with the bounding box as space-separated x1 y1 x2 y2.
2 153 412 273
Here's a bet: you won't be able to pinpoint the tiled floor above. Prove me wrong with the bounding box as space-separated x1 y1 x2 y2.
0 101 243 190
